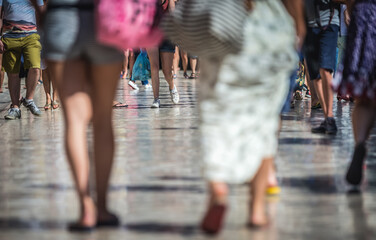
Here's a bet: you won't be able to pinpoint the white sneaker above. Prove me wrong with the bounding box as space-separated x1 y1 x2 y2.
170 85 179 104
151 98 160 108
128 80 139 90
144 83 152 89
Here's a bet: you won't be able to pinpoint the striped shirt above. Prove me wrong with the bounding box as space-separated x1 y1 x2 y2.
0 0 44 38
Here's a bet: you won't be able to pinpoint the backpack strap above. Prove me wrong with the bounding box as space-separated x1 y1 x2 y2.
314 0 335 31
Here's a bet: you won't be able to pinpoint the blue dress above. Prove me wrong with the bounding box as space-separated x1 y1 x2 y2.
334 0 376 101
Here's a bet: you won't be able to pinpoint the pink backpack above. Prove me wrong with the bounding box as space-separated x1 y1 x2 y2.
96 0 164 50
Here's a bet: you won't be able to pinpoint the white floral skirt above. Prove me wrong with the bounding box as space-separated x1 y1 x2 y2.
200 0 297 184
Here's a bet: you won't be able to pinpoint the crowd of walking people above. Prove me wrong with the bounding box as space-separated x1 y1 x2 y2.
0 0 375 235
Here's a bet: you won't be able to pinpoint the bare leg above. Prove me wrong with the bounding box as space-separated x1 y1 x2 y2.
8 73 21 108
173 46 180 76
53 59 96 227
25 68 40 100
128 50 135 78
180 50 188 76
304 60 319 106
161 51 175 90
352 100 376 144
313 79 327 114
0 71 4 93
346 100 376 185
42 69 52 106
0 53 4 93
147 48 160 99
190 58 198 74
208 182 228 205
320 68 334 118
250 157 272 226
90 62 122 220
122 50 129 79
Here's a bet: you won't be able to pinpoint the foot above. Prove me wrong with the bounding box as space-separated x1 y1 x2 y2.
96 211 120 227
311 102 321 109
189 73 197 79
311 119 326 134
248 208 269 228
346 143 367 185
325 117 337 135
69 197 97 232
52 100 60 109
23 99 42 116
144 83 152 89
201 204 227 235
128 80 139 90
183 72 189 79
4 107 21 120
44 103 51 110
112 101 128 108
121 71 127 79
294 91 303 100
170 85 179 104
151 98 160 108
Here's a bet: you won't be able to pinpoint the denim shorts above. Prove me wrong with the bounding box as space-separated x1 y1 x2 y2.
43 9 123 64
159 39 175 53
303 24 339 80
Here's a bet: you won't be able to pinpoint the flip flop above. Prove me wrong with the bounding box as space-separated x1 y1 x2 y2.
112 102 128 108
68 222 95 232
52 100 60 109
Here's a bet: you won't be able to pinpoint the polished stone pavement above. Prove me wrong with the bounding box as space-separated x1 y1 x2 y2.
0 73 375 240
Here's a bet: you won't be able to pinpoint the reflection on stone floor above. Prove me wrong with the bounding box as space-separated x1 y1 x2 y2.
0 73 375 240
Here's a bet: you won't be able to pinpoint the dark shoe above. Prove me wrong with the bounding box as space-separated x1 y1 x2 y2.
68 222 95 232
4 107 21 120
183 72 189 79
311 102 322 109
346 143 367 185
311 119 326 134
96 213 120 228
201 204 227 235
325 117 338 135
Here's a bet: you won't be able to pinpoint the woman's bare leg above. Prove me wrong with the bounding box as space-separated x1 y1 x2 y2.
180 50 188 77
173 46 180 76
250 157 272 226
122 50 129 79
147 48 160 99
161 51 175 90
352 99 376 144
52 59 96 227
128 50 135 78
90 62 122 221
42 69 52 106
190 58 197 74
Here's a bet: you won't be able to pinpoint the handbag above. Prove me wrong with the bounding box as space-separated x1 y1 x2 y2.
96 0 164 50
161 0 248 59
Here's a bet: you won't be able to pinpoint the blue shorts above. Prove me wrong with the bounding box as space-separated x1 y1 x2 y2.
303 24 339 80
